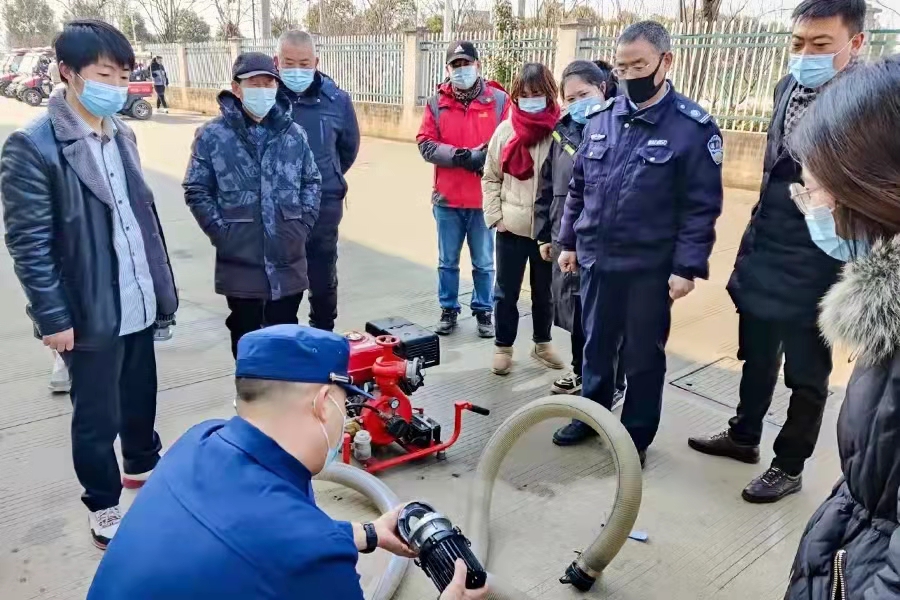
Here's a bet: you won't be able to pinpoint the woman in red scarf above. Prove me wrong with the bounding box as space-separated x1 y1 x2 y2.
482 62 563 376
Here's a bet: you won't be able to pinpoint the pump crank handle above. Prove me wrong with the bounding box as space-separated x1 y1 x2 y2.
467 404 491 416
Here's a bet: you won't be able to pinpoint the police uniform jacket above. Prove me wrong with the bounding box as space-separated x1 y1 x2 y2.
558 85 724 280
87 417 364 599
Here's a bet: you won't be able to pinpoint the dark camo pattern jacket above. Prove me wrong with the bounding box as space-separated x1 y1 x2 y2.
184 90 321 300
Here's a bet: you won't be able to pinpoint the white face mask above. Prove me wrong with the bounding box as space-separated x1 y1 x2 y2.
314 393 345 471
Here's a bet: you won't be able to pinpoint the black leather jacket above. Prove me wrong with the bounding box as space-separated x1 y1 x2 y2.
0 91 178 349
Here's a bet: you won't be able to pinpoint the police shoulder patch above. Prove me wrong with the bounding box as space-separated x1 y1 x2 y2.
585 97 616 119
707 134 724 165
675 97 713 125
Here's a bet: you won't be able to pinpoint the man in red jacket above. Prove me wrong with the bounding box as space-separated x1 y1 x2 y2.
417 41 510 337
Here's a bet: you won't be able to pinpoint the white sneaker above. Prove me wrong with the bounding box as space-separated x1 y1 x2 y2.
49 352 71 394
89 505 123 550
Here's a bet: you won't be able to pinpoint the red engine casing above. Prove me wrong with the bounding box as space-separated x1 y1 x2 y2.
343 331 414 447
345 331 383 385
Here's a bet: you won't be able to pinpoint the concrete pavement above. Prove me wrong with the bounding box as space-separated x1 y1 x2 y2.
0 98 850 600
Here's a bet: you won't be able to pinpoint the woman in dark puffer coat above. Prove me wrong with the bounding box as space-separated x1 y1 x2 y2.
532 60 626 446
784 58 900 599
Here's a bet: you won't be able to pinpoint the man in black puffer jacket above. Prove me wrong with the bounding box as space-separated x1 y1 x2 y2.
688 0 866 503
184 53 321 357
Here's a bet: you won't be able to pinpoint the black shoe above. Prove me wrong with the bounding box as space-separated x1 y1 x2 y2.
742 467 802 504
551 372 582 394
475 312 495 338
688 430 760 464
552 420 598 446
435 309 458 335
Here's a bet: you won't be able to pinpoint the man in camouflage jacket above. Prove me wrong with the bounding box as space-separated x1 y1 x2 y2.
184 52 321 357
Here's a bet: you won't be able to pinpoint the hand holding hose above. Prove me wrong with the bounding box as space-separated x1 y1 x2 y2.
439 560 489 600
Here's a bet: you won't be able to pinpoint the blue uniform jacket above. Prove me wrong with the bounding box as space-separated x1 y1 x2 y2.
87 417 364 600
559 85 724 280
285 73 360 201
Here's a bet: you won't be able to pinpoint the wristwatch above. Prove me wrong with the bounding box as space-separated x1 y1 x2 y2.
361 522 378 554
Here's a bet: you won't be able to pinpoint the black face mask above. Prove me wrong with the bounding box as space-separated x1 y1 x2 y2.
621 55 665 105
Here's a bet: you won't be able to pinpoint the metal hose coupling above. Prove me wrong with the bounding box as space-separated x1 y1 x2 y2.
466 395 643 594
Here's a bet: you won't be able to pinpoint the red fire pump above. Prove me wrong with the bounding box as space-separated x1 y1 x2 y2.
341 318 490 474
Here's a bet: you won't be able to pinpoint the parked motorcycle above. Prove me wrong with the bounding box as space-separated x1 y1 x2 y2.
19 74 53 106
118 81 154 120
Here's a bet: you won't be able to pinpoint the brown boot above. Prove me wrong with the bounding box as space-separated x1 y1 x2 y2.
492 347 513 375
531 342 565 370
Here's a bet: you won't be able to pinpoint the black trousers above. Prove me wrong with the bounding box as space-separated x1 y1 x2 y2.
570 298 626 393
581 267 671 452
225 293 304 358
494 231 553 347
155 85 167 109
63 327 161 512
306 200 344 331
728 313 832 476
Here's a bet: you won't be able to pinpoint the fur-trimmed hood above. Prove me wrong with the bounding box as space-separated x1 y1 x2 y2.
819 235 900 365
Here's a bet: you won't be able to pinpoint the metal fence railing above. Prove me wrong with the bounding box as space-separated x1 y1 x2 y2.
316 34 404 104
418 28 557 104
184 41 233 89
578 23 900 132
145 43 184 87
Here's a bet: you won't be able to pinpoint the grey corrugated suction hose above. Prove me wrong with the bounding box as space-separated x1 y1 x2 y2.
317 462 411 600
466 395 643 595
319 395 641 599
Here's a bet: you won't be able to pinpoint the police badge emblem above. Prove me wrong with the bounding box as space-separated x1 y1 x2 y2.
707 134 724 165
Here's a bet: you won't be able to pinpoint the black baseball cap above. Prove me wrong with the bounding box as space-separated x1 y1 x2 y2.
446 41 478 64
232 52 282 82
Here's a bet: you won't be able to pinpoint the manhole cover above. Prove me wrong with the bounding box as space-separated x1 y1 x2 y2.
670 356 834 427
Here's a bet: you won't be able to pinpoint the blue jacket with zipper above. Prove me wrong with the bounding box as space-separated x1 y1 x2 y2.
284 72 359 202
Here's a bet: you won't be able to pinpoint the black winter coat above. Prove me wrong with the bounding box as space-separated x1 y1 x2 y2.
0 90 178 349
785 236 900 600
535 114 584 333
727 75 842 324
183 91 321 300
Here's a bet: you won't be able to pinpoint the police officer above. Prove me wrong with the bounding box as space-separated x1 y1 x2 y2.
552 21 724 462
88 325 486 600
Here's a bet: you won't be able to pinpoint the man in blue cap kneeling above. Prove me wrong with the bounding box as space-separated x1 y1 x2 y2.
88 325 483 599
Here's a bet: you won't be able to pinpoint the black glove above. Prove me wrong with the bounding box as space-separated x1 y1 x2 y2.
452 148 487 173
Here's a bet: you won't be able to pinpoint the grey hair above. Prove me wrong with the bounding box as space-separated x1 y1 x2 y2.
278 30 317 56
618 20 672 53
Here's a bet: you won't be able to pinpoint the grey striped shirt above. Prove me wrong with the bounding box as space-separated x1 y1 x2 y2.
83 119 156 336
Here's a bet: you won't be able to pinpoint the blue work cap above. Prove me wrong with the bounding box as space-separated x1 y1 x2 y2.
235 325 372 398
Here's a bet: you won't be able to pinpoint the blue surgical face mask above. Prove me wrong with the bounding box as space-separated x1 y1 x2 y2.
317 394 346 471
567 95 602 124
804 206 868 262
76 74 128 118
241 86 278 119
519 96 547 114
281 68 315 93
789 40 852 89
450 65 478 90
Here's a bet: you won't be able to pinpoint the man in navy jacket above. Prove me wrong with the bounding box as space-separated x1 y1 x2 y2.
276 30 360 332
554 21 723 458
87 325 486 599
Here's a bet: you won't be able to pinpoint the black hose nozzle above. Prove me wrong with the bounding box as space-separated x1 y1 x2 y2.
559 561 596 591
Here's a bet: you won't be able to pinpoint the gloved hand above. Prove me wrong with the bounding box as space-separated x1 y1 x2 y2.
452 148 487 174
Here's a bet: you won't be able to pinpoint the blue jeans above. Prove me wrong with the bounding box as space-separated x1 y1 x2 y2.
433 205 495 314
